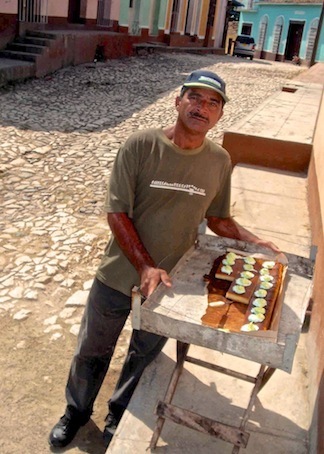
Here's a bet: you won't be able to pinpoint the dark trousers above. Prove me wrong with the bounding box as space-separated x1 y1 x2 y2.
65 278 167 424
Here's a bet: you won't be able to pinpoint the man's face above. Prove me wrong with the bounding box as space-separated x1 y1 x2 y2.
175 87 224 135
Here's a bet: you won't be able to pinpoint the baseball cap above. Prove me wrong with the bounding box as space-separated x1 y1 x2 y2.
181 70 229 103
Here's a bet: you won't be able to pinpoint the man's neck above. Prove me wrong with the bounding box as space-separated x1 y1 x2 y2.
163 124 205 150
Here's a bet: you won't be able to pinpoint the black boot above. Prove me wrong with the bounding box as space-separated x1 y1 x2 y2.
103 413 119 448
48 414 83 448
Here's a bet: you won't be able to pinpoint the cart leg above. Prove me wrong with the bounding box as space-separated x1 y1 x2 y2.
150 342 190 450
231 364 267 454
258 367 276 393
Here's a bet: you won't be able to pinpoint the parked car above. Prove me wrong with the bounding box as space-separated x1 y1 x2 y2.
233 35 256 60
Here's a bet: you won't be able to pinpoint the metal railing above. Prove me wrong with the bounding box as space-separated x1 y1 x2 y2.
19 0 48 24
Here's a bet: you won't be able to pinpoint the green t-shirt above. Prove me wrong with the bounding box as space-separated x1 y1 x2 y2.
96 128 232 296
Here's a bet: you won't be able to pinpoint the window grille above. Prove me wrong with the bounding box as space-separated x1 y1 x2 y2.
257 17 268 51
272 17 284 54
305 19 319 61
19 0 48 23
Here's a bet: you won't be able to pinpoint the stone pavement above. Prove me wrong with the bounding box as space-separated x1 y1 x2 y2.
0 54 305 335
0 54 307 453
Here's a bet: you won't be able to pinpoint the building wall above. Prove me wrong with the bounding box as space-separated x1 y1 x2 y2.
213 0 227 47
0 0 17 48
119 0 130 26
0 0 17 14
110 0 121 20
85 0 98 20
198 0 209 38
239 3 323 62
47 1 68 17
307 88 324 454
307 85 324 454
119 0 168 35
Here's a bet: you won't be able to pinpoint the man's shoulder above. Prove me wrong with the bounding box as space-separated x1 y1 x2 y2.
125 128 162 145
205 138 231 161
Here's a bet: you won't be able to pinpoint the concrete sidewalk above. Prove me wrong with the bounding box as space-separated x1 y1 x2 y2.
106 66 324 453
107 165 311 453
0 57 35 87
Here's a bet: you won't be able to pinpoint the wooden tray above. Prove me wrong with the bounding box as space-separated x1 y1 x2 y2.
202 249 288 334
138 234 313 372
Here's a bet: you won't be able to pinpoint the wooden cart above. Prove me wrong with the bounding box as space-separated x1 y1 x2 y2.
132 235 313 453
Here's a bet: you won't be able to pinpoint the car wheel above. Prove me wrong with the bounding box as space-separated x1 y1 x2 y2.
250 56 253 60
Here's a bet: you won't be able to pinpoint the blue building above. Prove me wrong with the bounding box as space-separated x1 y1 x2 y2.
238 0 324 63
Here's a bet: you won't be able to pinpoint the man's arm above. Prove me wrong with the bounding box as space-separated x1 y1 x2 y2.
207 216 280 252
107 213 172 297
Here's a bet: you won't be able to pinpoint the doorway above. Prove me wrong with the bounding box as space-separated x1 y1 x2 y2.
68 0 83 24
170 0 180 32
285 21 304 61
97 0 113 27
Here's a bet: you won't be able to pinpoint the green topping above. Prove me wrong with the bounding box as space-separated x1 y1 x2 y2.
260 281 273 290
263 261 275 269
254 289 267 298
252 298 267 307
248 313 265 323
241 271 254 279
236 278 252 287
260 274 274 282
221 265 233 275
243 264 255 271
233 285 245 294
241 322 259 332
251 306 266 315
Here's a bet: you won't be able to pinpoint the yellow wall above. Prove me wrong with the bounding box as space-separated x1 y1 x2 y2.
198 0 209 37
179 0 188 33
165 0 172 31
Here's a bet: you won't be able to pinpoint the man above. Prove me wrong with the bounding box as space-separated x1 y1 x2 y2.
49 70 279 448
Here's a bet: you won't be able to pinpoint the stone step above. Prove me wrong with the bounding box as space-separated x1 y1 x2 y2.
0 50 39 62
16 36 53 47
25 30 57 40
7 43 46 55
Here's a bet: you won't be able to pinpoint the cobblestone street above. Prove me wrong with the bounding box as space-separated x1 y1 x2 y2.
0 53 304 453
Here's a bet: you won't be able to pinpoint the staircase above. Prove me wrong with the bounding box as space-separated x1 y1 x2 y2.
0 30 56 64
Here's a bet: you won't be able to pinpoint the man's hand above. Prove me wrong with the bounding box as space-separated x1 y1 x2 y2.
140 266 172 298
207 216 281 254
253 238 281 253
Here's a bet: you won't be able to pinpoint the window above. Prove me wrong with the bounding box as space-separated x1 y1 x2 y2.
242 23 252 35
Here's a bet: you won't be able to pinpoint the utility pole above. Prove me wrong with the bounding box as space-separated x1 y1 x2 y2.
310 0 324 66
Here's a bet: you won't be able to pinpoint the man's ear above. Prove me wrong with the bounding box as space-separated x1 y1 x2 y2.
175 96 181 110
